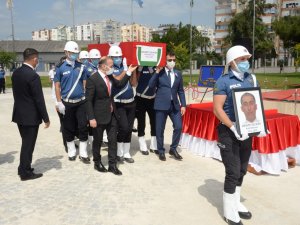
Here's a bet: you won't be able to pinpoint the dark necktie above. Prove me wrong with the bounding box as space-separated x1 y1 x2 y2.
167 70 171 85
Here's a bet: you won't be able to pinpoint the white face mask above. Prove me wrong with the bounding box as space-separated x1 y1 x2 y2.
106 66 114 75
167 61 175 69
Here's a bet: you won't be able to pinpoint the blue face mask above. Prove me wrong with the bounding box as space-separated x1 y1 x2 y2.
237 61 250 73
113 57 122 67
82 59 89 64
69 53 78 61
91 59 99 67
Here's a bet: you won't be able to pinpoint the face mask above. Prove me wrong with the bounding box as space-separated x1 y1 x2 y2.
237 61 250 73
69 53 78 61
167 61 175 69
113 57 122 67
107 67 114 75
91 59 99 67
82 59 88 64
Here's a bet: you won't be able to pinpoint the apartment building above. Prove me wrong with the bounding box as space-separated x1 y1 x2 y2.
121 23 151 42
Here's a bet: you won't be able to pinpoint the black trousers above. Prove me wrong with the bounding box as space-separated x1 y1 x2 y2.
62 100 88 142
135 96 156 137
0 78 5 93
217 124 252 194
92 114 118 166
17 124 39 176
115 101 136 143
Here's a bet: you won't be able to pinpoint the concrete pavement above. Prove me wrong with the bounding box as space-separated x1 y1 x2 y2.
0 88 299 225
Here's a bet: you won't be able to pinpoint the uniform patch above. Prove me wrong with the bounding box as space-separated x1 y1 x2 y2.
229 83 242 89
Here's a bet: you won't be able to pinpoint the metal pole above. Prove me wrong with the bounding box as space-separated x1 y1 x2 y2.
71 0 75 40
9 4 15 53
189 0 193 104
252 0 255 73
131 0 134 41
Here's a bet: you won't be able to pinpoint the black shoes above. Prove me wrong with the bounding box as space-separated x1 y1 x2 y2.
141 150 149 155
94 161 108 173
169 149 183 160
117 156 124 162
224 218 243 225
150 149 159 154
132 127 138 133
69 156 76 161
124 157 134 163
20 172 43 181
159 153 166 161
239 211 252 220
79 156 90 164
108 165 122 175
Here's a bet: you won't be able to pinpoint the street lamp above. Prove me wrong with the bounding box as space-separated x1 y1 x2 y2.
6 0 15 53
189 0 194 104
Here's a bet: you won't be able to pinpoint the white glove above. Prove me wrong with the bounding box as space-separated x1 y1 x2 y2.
122 57 128 71
257 129 271 137
56 101 65 115
230 125 249 141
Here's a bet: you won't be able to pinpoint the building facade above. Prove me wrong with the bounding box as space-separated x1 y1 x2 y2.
121 23 151 42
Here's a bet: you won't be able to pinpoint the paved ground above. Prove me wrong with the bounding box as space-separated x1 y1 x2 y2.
0 88 299 225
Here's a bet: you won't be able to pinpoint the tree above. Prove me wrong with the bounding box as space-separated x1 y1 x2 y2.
225 0 274 60
0 50 17 71
170 42 189 70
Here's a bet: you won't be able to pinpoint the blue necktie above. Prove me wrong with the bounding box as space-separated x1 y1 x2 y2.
167 70 171 85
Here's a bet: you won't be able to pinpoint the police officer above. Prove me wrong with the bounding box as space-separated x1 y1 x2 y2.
213 45 267 225
136 66 158 155
54 41 90 163
109 45 136 163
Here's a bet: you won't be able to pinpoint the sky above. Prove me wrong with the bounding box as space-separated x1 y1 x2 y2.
0 0 216 40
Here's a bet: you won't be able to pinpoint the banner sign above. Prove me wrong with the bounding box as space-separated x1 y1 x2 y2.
136 45 163 66
198 65 225 87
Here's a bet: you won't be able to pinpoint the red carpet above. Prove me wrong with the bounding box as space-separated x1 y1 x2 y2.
262 89 300 102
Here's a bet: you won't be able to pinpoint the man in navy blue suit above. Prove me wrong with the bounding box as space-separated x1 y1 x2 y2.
148 52 186 161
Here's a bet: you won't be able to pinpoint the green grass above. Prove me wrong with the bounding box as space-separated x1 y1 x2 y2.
183 72 300 89
5 72 300 90
5 76 52 88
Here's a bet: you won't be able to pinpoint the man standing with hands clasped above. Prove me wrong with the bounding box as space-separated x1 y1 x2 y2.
148 51 186 161
12 48 50 181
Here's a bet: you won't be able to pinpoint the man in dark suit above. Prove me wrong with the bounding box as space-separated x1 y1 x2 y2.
85 56 137 175
148 51 186 161
12 48 50 181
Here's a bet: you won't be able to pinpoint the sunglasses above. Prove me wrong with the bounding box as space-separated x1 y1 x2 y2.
167 59 176 62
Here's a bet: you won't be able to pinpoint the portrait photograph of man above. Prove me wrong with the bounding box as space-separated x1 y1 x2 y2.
233 88 266 136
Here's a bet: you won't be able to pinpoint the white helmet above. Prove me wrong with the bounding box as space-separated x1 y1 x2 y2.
79 50 89 59
64 41 79 53
226 45 251 65
89 49 101 59
108 45 122 57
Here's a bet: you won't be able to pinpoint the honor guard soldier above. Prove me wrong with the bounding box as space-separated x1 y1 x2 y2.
54 41 90 163
213 45 268 225
136 66 158 155
109 45 137 163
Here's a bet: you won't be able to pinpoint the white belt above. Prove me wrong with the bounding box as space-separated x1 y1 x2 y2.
63 96 85 103
114 97 135 104
136 93 155 99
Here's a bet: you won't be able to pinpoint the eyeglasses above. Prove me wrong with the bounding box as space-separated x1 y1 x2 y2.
167 59 176 62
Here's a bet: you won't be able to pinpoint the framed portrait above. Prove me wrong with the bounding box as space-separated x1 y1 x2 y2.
232 87 267 137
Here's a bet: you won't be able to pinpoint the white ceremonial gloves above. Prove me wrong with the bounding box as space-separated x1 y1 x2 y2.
257 129 271 137
230 124 249 141
122 57 128 71
56 101 65 115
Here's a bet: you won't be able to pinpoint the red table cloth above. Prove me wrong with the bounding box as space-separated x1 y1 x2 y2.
182 103 300 154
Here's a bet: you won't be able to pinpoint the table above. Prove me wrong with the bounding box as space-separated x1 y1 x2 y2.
180 102 300 175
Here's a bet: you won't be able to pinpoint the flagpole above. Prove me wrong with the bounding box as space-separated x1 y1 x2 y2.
131 0 134 41
7 0 15 53
71 0 75 40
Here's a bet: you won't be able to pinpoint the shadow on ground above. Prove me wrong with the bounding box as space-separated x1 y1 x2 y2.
32 155 63 173
0 151 18 165
198 179 223 218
